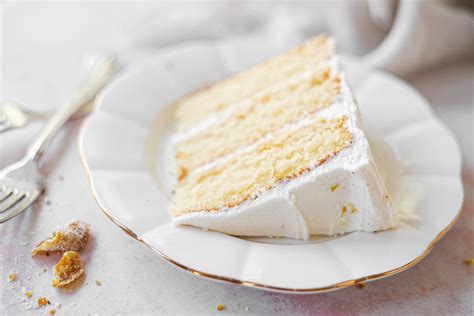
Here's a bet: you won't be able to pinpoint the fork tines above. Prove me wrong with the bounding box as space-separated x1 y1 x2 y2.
0 185 41 223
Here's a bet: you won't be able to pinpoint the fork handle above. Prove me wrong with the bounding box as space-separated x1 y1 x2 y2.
26 56 117 162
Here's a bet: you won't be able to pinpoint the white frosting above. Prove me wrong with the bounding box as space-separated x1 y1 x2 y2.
172 58 399 240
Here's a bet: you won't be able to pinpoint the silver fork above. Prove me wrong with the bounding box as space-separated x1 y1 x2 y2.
0 102 49 133
0 56 118 223
0 100 95 133
0 55 109 133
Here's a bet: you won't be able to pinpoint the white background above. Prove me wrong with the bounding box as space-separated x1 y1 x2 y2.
1 2 473 315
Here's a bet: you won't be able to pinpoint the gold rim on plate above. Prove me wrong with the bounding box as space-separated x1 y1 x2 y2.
77 108 463 294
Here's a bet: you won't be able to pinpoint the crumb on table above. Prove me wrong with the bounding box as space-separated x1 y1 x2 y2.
217 304 224 311
8 272 16 282
38 297 47 307
24 290 32 298
464 258 473 267
95 280 101 286
49 308 56 315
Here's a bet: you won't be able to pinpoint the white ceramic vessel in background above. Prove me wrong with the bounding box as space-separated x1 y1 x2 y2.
79 42 463 293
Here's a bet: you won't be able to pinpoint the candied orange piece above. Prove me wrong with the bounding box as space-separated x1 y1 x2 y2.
37 297 47 307
52 251 84 287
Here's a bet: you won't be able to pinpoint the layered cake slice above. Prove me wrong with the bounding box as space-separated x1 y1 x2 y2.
170 36 398 239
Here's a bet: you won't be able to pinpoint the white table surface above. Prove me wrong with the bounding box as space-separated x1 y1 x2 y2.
1 3 473 315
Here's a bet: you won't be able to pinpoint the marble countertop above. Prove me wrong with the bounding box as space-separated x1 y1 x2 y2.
1 3 473 315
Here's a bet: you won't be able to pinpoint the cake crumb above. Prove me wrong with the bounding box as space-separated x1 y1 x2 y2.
330 184 339 192
43 268 48 273
8 272 16 282
217 304 224 311
464 259 473 267
37 297 47 307
340 206 347 217
341 203 357 217
24 290 32 298
95 280 101 286
355 283 365 289
49 308 56 315
177 166 188 181
259 94 271 103
32 221 90 255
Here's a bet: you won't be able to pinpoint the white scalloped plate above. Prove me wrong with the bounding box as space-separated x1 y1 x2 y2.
79 43 463 293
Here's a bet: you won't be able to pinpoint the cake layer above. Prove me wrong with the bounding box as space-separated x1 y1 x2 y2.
174 36 332 132
175 67 340 174
171 115 352 216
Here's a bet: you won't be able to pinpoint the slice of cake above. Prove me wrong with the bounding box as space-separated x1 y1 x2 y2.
170 35 398 239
